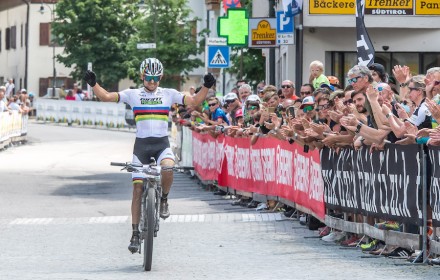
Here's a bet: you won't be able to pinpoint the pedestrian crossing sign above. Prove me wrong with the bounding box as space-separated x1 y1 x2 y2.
208 46 230 68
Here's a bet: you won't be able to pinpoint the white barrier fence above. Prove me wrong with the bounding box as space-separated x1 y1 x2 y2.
35 99 128 128
0 111 28 148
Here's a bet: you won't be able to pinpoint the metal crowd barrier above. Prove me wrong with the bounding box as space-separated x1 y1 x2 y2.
0 111 28 149
181 130 439 263
35 99 128 128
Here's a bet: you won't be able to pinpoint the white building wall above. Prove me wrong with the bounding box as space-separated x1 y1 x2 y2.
0 5 27 89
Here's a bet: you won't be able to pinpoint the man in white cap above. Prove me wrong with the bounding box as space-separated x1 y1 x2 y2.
223 92 241 126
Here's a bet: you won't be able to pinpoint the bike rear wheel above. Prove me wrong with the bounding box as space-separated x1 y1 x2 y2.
143 186 156 271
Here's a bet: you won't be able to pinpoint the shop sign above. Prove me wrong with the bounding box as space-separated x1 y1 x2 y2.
365 0 414 15
415 0 440 15
309 0 356 14
248 18 277 48
309 0 416 15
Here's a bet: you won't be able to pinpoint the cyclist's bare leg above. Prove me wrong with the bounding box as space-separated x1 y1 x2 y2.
128 183 142 253
159 158 175 219
132 183 143 224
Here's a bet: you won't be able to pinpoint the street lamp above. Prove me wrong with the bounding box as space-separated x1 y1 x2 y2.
39 1 56 99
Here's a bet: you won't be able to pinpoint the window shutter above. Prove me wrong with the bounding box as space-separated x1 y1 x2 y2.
40 23 49 46
5 27 10 50
11 26 16 49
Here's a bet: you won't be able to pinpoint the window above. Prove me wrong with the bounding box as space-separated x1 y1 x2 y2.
11 26 16 49
21 24 23 47
0 30 2 52
5 27 10 50
331 51 440 87
40 23 50 46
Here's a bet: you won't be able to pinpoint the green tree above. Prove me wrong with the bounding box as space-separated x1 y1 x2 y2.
125 0 207 89
228 48 265 88
53 0 138 89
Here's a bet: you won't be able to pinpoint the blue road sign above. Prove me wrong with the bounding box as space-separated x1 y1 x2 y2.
277 11 294 33
208 46 230 68
276 11 295 45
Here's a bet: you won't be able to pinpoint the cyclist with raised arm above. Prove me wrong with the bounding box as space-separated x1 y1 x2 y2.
84 58 215 253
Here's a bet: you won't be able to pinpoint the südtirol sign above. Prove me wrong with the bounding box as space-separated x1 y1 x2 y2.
309 0 417 15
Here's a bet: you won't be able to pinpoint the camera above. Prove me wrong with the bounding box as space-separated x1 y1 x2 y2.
382 46 389 51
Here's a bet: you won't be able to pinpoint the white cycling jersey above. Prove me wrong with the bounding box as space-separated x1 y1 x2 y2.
118 87 185 138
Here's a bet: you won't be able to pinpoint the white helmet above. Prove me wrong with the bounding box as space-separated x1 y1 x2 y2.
140 58 163 76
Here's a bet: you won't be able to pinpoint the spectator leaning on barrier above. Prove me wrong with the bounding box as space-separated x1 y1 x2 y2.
223 92 240 126
0 86 10 113
202 96 229 126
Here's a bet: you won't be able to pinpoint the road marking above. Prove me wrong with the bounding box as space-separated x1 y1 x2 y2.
6 213 285 226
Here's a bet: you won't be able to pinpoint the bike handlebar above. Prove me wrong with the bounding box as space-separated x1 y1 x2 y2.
110 162 194 175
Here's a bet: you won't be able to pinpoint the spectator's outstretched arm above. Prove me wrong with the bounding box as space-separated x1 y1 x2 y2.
340 115 389 144
366 85 391 130
381 103 406 138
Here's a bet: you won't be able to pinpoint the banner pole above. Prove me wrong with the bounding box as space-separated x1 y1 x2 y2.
421 144 428 263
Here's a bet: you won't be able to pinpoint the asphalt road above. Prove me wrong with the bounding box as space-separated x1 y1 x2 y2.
0 121 439 280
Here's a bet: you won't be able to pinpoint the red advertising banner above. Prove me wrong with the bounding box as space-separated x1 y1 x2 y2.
192 132 225 181
192 132 325 220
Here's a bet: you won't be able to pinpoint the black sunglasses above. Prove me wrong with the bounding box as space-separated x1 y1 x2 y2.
281 85 292 89
343 99 353 105
208 103 217 107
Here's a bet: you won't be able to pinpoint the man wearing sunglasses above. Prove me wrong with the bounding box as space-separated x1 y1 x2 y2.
84 57 215 253
281 80 298 100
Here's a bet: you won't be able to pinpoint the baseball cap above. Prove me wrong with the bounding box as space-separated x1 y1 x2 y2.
299 96 315 109
224 92 238 101
320 83 335 91
368 63 386 77
327 76 340 86
235 108 243 118
20 88 27 93
245 94 261 103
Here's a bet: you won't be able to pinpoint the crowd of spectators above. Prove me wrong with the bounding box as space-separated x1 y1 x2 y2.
0 81 32 115
171 61 440 264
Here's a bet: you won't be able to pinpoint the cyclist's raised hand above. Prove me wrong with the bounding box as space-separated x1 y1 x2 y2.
203 73 216 88
84 70 97 87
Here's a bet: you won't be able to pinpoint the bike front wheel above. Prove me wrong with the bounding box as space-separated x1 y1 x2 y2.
143 186 155 271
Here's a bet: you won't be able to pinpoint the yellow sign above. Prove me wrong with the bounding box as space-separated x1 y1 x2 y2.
416 0 440 14
309 0 356 14
366 0 412 9
309 0 415 15
250 19 277 47
365 0 413 14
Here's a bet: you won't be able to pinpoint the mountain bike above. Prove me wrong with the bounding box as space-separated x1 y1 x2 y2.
111 159 193 271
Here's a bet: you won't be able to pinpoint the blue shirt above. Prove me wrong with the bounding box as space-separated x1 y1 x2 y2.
212 107 230 125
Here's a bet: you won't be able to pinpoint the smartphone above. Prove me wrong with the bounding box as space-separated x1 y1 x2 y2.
287 106 295 118
268 107 275 114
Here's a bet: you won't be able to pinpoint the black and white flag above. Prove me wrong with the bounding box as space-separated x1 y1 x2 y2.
356 0 375 67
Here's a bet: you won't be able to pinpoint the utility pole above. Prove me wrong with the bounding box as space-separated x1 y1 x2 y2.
268 0 276 86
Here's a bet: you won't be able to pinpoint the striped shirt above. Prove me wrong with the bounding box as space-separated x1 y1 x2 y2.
118 87 184 138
